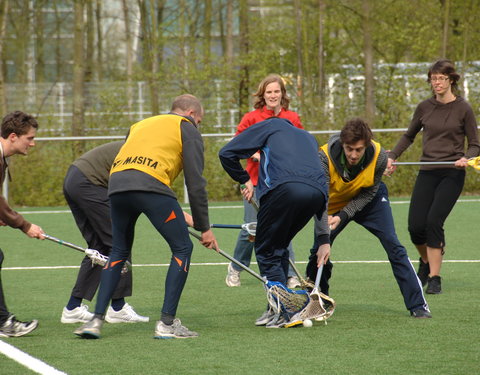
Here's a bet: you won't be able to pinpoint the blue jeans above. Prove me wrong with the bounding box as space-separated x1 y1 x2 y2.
231 188 296 278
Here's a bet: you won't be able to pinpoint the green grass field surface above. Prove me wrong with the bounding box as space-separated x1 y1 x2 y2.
1 199 479 375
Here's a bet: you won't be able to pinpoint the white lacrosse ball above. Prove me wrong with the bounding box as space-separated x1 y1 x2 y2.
303 319 313 328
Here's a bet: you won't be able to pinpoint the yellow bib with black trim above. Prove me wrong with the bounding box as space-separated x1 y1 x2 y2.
110 114 188 187
322 140 381 214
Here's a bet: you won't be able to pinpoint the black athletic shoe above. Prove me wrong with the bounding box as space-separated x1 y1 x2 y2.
410 308 432 319
426 275 442 294
417 258 430 287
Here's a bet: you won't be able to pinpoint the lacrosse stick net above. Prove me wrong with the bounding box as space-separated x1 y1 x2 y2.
189 229 308 318
287 257 336 320
266 282 309 318
286 264 336 326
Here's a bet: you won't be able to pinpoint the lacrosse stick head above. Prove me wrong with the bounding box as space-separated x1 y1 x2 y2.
85 249 130 274
85 249 107 266
288 289 336 325
265 281 310 320
468 156 480 172
242 222 257 242
241 222 256 236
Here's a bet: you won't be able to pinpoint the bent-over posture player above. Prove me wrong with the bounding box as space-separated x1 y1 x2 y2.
219 117 330 328
61 141 148 324
74 94 218 339
306 118 431 318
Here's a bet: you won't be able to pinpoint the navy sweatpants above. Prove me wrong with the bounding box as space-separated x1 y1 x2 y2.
255 182 327 285
306 182 428 312
94 192 193 317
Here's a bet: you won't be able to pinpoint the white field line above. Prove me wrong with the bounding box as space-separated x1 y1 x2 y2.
15 198 480 215
0 340 67 375
4 259 480 271
17 206 244 215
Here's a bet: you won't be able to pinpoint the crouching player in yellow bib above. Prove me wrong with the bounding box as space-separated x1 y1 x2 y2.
306 118 431 318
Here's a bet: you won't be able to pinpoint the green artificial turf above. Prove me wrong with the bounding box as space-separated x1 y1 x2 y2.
0 199 478 374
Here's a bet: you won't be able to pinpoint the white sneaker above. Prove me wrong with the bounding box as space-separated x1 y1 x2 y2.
287 276 301 289
105 303 149 323
61 304 94 324
225 263 241 287
154 319 199 339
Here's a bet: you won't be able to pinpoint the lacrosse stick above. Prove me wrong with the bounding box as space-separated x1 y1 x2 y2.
43 234 131 273
210 222 257 236
288 258 336 319
286 264 336 327
393 156 480 172
188 230 309 322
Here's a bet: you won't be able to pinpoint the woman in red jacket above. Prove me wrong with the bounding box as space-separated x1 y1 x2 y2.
225 74 303 294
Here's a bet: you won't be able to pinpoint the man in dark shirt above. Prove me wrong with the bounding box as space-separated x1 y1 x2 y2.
61 141 148 325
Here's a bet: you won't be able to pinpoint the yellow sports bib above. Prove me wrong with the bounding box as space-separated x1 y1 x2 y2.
322 140 381 214
111 114 189 187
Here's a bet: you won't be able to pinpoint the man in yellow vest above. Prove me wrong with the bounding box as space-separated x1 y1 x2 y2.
306 118 431 318
74 94 218 339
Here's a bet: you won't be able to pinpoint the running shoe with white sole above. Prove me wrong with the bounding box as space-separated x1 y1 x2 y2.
225 263 241 287
154 319 198 339
74 317 104 339
0 315 38 337
265 313 288 328
105 303 149 323
61 304 94 324
255 307 276 326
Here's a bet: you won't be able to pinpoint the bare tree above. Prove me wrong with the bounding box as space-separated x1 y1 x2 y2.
72 0 86 156
33 0 46 82
85 0 95 82
318 0 326 100
122 0 134 119
0 0 8 115
362 0 375 123
441 0 450 58
294 0 305 111
203 0 212 65
52 1 63 79
238 0 250 118
138 0 166 115
95 0 103 81
225 0 233 65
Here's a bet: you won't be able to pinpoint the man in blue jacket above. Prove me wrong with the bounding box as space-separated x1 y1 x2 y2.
219 117 330 327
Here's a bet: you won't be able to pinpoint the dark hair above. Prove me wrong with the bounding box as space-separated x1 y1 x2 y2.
1 111 39 138
171 94 203 115
427 59 460 95
340 118 373 145
253 74 290 110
